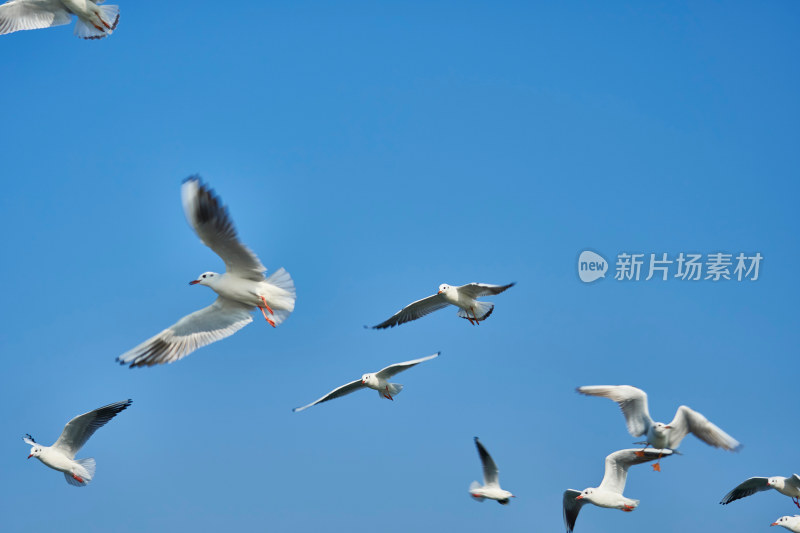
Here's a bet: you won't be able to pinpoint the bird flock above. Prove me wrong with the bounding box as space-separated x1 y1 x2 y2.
4 5 790 532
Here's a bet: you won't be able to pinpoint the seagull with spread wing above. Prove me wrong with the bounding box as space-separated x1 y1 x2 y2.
577 385 741 471
562 448 672 533
117 177 296 368
0 0 119 39
23 400 132 486
292 352 439 412
370 282 514 329
469 437 515 504
721 474 800 508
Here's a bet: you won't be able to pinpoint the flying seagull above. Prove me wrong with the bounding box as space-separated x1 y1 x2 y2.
772 516 800 532
23 399 132 486
0 0 119 39
469 437 515 504
292 352 439 412
370 282 514 329
562 448 672 533
117 177 296 368
576 385 741 470
721 475 800 508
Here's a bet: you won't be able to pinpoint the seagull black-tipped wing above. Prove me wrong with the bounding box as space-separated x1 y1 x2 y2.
292 380 366 412
182 177 266 281
720 477 771 504
116 297 253 367
474 437 500 487
371 293 449 329
563 489 586 533
53 400 132 459
457 282 515 299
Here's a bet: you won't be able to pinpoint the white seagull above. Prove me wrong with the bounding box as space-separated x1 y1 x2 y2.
23 399 132 486
577 385 741 470
721 475 800 508
370 282 514 329
772 516 800 532
117 177 296 368
292 352 439 412
469 437 515 504
562 447 672 533
0 0 119 39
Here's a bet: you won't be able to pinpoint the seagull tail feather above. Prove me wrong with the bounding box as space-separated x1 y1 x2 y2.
457 301 494 321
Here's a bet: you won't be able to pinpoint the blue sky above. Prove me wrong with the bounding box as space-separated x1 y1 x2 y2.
1 1 798 532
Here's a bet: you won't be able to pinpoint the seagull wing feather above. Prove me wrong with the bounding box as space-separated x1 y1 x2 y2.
181 177 266 281
371 294 449 329
375 352 440 380
52 400 132 458
292 380 365 412
577 385 652 437
0 0 71 35
668 405 741 450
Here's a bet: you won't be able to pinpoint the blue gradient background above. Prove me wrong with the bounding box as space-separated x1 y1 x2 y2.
0 2 798 532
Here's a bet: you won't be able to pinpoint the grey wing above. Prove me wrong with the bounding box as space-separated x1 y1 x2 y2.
792 474 800 488
116 297 253 368
668 405 741 451
181 177 266 281
563 489 586 533
457 282 515 299
599 448 673 494
576 385 652 437
375 352 440 380
292 380 365 412
52 400 132 458
371 294 449 329
474 437 500 487
0 0 72 35
719 477 771 504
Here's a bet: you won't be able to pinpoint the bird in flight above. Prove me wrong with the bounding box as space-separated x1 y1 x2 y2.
562 447 672 532
23 399 132 486
292 352 439 412
469 437 515 505
0 0 119 39
721 474 800 508
576 385 741 471
370 282 514 329
117 177 296 367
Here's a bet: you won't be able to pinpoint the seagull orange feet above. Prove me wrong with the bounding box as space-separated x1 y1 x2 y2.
622 505 634 512
72 473 84 483
383 387 394 401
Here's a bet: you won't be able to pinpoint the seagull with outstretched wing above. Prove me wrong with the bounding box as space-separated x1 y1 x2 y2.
371 282 514 329
577 385 741 471
117 177 296 368
469 437 515 504
563 448 672 532
293 353 439 412
23 400 132 486
0 0 120 39
721 474 800 508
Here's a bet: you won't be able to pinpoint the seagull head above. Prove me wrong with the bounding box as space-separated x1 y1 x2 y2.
437 284 451 295
575 488 595 502
767 477 784 490
190 272 219 287
652 422 672 434
771 516 795 528
23 435 41 459
361 373 375 386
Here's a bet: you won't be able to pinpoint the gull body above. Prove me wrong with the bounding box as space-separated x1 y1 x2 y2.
24 400 132 486
0 0 120 39
117 177 295 367
577 385 740 469
292 353 439 412
469 437 515 504
371 282 514 329
721 475 800 507
562 448 672 532
772 516 800 532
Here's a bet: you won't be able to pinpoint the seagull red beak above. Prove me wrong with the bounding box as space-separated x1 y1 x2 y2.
189 280 200 285
437 290 442 294
575 495 583 500
771 523 778 527
27 454 32 459
664 425 672 429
